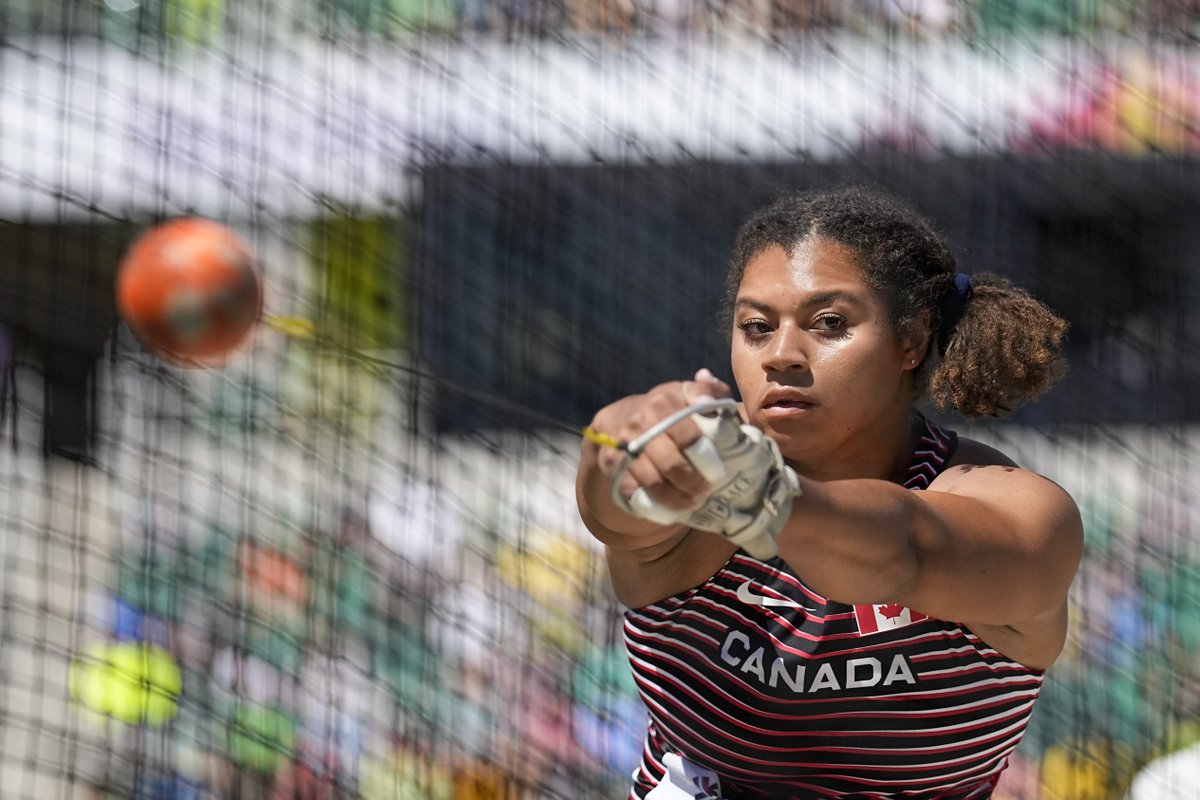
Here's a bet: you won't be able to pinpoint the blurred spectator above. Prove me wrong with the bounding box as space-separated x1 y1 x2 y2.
1039 740 1135 800
385 0 458 36
165 0 224 43
639 0 701 38
859 0 961 38
270 760 337 800
456 0 499 33
993 752 1041 800
772 0 837 35
976 0 1134 36
564 0 638 36
1127 742 1200 800
1139 0 1200 36
716 0 774 38
17 0 1200 42
500 0 571 38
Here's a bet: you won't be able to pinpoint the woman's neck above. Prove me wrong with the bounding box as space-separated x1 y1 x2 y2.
785 407 921 485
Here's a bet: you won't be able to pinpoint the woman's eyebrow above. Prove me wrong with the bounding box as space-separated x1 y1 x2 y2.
735 291 863 312
735 298 772 313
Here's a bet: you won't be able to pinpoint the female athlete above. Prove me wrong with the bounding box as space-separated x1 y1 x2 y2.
576 186 1084 799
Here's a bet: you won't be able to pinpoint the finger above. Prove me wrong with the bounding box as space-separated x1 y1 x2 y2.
688 367 732 401
616 464 699 515
631 386 707 450
628 436 712 507
627 488 689 526
624 453 707 511
600 378 727 489
595 444 631 479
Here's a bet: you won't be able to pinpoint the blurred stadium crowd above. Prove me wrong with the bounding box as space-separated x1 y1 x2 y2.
2 354 639 799
3 0 1200 799
7 0 1200 41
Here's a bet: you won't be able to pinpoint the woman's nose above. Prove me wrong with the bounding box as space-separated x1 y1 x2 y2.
761 325 808 373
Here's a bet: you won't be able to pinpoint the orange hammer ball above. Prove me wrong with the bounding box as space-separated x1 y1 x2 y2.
116 218 262 366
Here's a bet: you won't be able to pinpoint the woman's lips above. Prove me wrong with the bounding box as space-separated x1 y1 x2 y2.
761 399 815 418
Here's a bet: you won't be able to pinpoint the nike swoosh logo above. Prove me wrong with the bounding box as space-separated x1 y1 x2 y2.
736 581 806 609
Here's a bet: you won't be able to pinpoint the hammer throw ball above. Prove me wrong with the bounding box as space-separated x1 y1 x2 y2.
116 217 263 366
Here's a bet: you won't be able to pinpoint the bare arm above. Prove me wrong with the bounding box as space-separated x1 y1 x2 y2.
761 444 1082 669
777 465 1082 627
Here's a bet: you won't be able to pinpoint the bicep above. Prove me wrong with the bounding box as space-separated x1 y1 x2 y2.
903 466 1083 627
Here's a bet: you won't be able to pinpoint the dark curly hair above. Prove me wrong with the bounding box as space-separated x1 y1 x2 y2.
723 185 1068 417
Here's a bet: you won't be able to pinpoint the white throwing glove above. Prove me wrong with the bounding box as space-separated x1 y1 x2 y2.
614 402 801 560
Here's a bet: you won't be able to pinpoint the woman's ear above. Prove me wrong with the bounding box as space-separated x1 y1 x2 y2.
900 310 933 370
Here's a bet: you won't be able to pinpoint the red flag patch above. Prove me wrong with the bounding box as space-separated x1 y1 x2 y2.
854 603 930 635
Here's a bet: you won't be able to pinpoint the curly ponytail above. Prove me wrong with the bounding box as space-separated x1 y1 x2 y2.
929 273 1068 417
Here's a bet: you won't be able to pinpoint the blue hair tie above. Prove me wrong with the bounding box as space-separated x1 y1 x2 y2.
938 273 974 355
953 273 973 302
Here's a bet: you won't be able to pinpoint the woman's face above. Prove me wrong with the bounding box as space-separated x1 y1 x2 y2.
730 237 922 471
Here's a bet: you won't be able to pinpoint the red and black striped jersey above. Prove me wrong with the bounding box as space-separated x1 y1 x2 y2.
624 418 1043 799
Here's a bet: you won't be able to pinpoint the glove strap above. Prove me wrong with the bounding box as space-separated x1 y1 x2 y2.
605 399 802 562
716 465 800 560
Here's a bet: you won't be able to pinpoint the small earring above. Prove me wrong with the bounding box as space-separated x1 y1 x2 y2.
910 359 917 365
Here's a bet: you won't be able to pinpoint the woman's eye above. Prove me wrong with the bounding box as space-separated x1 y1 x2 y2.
813 314 846 332
737 319 771 337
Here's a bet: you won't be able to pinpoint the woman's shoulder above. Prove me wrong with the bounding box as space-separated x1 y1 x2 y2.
932 432 1078 527
926 431 1033 497
946 435 1019 470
